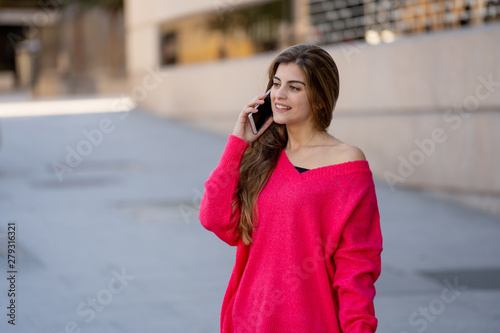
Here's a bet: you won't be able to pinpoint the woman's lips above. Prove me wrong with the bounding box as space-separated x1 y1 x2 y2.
275 103 291 113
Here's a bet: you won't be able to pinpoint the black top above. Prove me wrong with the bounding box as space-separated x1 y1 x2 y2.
294 166 310 173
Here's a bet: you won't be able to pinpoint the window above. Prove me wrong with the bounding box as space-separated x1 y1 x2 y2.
309 0 500 46
159 0 292 66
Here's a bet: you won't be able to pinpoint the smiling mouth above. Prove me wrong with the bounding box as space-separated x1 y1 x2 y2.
275 104 291 111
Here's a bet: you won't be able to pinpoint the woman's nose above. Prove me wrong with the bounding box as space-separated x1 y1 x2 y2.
275 87 286 99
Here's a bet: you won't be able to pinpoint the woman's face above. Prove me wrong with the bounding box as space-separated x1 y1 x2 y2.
271 62 313 127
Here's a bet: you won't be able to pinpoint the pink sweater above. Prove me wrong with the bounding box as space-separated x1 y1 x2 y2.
199 135 383 333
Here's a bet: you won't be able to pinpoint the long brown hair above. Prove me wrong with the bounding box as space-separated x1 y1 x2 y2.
233 44 340 245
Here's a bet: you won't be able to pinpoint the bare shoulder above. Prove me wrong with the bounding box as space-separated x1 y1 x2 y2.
322 141 366 166
335 144 366 162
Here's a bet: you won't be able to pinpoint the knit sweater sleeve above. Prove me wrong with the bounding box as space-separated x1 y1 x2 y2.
199 134 249 246
332 173 383 333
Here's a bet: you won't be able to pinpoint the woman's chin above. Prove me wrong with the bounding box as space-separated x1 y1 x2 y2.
271 114 287 125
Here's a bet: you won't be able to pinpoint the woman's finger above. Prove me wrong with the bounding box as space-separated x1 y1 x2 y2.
233 93 271 143
246 94 266 109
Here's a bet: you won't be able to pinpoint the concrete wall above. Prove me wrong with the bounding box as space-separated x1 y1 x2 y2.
325 23 500 196
124 0 500 214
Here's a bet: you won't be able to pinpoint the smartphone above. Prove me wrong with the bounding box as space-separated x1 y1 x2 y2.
248 89 273 135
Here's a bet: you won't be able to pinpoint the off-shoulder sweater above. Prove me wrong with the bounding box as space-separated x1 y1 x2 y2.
199 134 383 333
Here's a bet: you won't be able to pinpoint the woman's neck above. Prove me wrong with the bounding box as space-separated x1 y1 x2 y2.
285 122 328 151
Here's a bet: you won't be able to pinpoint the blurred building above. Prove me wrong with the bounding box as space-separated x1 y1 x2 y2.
125 0 500 216
0 0 126 96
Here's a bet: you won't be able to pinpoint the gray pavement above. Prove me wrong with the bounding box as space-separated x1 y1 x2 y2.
0 107 499 333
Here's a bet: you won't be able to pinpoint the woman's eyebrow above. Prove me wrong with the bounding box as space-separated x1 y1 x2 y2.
273 76 306 86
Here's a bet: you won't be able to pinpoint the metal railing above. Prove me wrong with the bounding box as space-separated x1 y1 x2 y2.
309 0 500 45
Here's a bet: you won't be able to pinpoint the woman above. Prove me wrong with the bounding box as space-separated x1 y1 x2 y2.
199 44 382 332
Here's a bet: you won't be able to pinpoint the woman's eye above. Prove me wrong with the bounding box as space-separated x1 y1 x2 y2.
290 86 300 91
272 82 280 87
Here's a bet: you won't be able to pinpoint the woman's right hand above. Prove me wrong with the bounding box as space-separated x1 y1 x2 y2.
232 93 274 144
